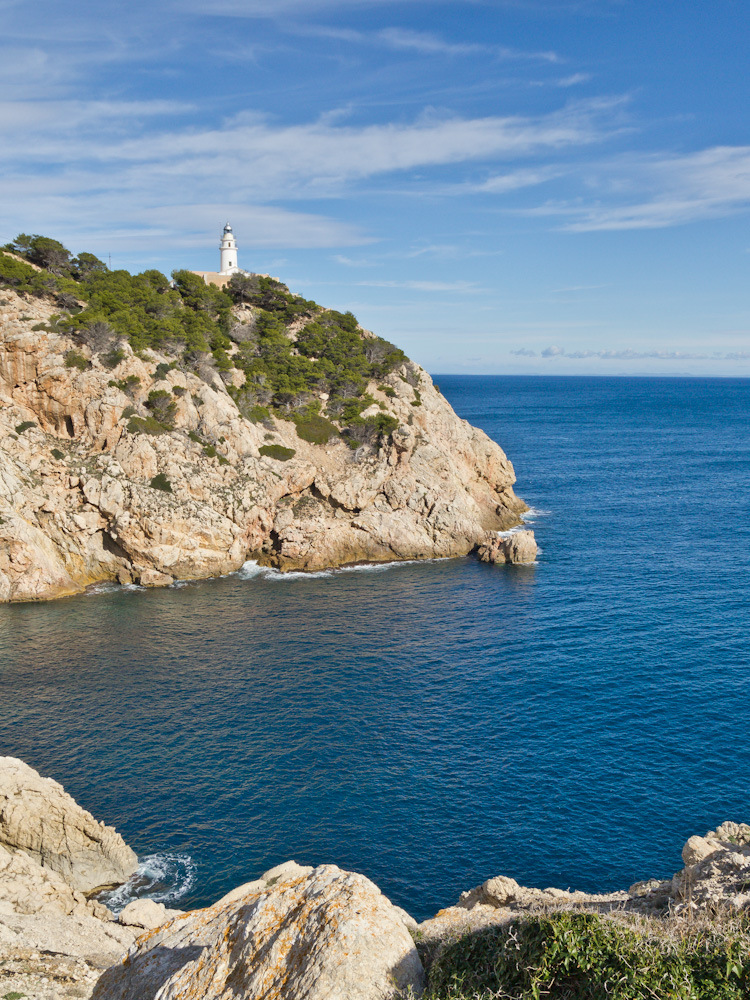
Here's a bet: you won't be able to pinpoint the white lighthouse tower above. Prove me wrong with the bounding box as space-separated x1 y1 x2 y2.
219 222 239 274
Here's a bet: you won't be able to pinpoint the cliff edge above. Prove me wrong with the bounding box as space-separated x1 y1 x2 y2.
0 246 529 602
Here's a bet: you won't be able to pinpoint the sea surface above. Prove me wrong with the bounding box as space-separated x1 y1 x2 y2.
1 376 748 920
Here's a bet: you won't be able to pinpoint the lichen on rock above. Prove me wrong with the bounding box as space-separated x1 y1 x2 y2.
93 862 425 1000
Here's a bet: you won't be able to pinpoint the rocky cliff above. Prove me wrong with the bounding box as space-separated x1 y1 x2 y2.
0 279 530 603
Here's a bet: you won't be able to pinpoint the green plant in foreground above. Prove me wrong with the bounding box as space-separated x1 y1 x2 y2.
259 444 296 462
51 448 65 460
426 912 750 1000
149 472 172 493
14 421 35 434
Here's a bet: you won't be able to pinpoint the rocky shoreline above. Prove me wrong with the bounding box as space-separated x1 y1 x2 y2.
2 756 749 999
0 286 536 604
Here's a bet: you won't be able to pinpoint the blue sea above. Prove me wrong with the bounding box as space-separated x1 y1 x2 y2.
1 376 748 921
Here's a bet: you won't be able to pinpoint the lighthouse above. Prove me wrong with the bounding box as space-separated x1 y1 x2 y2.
219 222 239 274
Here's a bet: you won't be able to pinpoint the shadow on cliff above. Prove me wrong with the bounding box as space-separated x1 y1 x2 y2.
92 944 204 1000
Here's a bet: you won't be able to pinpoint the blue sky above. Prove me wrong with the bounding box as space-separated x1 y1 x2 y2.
2 0 749 374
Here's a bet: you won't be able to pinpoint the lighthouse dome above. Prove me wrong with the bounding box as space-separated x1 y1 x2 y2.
223 222 233 234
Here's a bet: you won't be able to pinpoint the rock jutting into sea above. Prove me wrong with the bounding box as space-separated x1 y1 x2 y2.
3 756 750 999
0 254 534 603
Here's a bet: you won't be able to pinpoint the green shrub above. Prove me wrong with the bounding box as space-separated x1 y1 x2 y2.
172 385 186 397
145 389 177 428
127 415 168 435
243 403 271 424
0 251 40 292
188 430 203 444
65 350 88 370
411 388 422 407
259 444 296 461
218 455 229 466
51 448 65 460
15 421 35 434
110 374 141 396
101 346 126 369
154 362 173 381
372 413 399 436
378 384 396 398
292 411 340 445
203 444 217 458
426 912 750 1000
149 472 172 493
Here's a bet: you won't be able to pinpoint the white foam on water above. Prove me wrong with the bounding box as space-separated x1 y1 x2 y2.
98 853 197 914
522 506 551 523
86 581 146 597
237 560 267 580
238 557 449 583
85 582 121 596
497 526 527 538
266 569 334 581
338 558 448 573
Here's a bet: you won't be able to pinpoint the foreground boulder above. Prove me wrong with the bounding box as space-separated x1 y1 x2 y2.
0 756 138 893
94 862 425 1000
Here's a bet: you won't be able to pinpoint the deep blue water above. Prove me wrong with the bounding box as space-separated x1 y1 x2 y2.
1 376 748 921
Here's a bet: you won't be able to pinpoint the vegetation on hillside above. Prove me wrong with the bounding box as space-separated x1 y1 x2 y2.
1 233 410 449
417 910 750 1000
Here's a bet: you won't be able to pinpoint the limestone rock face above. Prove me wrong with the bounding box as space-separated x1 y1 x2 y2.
118 897 181 930
0 290 527 601
0 759 141 990
671 822 750 910
0 756 138 893
477 529 537 565
94 862 425 1000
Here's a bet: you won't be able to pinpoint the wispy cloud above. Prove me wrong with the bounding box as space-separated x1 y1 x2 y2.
357 279 482 292
376 27 484 56
526 146 750 230
293 22 562 61
549 283 608 292
374 27 560 61
1 99 614 192
514 346 750 360
0 90 623 251
473 166 561 193
173 0 445 15
555 72 591 86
